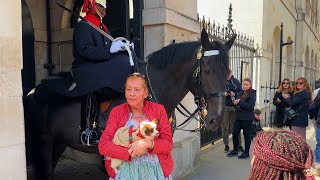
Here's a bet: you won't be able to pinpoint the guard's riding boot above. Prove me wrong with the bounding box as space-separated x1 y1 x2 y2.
81 128 99 146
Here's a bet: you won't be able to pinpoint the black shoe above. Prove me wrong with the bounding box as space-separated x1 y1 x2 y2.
238 152 249 159
239 146 244 152
227 150 238 157
224 145 230 153
81 128 99 146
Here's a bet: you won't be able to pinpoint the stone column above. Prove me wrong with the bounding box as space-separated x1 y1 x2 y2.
143 0 200 179
0 1 27 180
143 0 199 58
294 9 306 79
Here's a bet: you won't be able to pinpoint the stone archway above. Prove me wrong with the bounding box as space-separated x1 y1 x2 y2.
272 26 281 82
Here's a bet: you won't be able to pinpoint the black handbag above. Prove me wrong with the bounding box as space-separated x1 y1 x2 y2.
284 107 299 120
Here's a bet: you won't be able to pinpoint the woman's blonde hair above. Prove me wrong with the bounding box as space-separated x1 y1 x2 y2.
277 78 293 93
294 77 312 101
124 72 148 90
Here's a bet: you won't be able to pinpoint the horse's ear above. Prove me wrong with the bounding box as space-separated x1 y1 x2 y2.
201 28 211 49
224 34 237 51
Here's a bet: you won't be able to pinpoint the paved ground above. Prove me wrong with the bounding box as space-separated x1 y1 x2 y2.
180 123 316 180
53 123 317 180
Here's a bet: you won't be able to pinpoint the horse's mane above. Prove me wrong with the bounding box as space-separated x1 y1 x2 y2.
147 41 200 69
146 40 229 70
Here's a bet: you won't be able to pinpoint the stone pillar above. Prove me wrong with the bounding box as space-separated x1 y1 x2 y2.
287 61 295 81
143 0 199 58
143 0 200 179
294 11 305 80
294 61 305 78
0 1 27 180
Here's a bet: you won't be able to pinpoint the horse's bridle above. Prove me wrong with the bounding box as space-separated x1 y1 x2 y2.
144 46 225 131
191 46 225 119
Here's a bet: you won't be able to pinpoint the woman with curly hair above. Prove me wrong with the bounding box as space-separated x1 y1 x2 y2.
282 77 312 140
249 130 314 180
273 78 294 128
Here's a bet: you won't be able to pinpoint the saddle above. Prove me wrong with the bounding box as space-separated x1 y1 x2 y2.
34 72 124 146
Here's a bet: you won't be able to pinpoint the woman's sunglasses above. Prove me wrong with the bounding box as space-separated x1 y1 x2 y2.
128 72 145 78
282 82 290 85
295 81 304 85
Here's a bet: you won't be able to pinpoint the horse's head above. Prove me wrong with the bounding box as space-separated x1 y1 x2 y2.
198 29 236 130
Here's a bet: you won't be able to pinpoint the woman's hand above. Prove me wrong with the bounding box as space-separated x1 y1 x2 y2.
128 139 152 158
276 98 281 104
282 93 290 99
233 99 240 105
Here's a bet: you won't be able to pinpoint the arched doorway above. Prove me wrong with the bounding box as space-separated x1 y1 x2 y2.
21 0 35 101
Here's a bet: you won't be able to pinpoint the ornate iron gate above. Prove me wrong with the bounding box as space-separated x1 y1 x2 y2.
199 4 256 146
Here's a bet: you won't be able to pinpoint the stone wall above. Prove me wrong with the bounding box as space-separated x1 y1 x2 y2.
0 0 26 180
143 0 200 178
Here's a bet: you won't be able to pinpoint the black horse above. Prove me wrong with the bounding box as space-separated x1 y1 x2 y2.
25 29 236 180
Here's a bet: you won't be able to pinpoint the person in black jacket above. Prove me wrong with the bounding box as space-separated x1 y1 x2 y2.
71 0 133 99
282 77 312 140
250 108 263 140
227 78 256 159
222 69 243 153
272 78 293 128
72 0 133 145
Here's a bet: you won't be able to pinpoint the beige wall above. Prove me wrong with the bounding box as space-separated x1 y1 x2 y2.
0 0 26 180
143 0 199 57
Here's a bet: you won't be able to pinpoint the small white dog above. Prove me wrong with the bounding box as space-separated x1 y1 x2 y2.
110 118 159 173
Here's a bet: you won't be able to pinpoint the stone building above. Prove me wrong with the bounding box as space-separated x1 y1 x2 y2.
1 0 202 179
199 0 320 124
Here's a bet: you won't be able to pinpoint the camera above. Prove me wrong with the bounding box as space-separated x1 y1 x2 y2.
226 90 231 93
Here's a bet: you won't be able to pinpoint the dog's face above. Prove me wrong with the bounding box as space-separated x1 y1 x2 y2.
139 118 159 138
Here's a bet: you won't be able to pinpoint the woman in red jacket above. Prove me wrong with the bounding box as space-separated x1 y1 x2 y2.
98 72 174 180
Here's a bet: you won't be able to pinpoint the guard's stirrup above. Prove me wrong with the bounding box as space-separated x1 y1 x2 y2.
81 128 99 146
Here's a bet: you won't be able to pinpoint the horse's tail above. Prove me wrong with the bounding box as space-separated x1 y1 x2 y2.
24 88 49 179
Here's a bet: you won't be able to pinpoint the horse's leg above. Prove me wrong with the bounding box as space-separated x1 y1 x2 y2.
52 143 67 170
38 133 55 180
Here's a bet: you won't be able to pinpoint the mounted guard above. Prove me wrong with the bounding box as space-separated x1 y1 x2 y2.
34 0 134 146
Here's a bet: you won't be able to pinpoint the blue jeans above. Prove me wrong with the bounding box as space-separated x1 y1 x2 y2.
316 128 320 162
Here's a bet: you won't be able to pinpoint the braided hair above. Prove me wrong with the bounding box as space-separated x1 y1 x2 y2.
249 130 314 180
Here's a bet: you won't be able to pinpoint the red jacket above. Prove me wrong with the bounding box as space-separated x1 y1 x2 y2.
98 100 174 178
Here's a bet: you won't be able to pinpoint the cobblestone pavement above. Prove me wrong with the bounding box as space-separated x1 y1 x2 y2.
53 158 107 180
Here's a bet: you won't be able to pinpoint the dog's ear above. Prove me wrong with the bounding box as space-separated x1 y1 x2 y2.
152 118 160 125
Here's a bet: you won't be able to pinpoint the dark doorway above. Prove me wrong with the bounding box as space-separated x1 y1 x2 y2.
71 0 144 60
21 0 35 101
103 0 144 60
